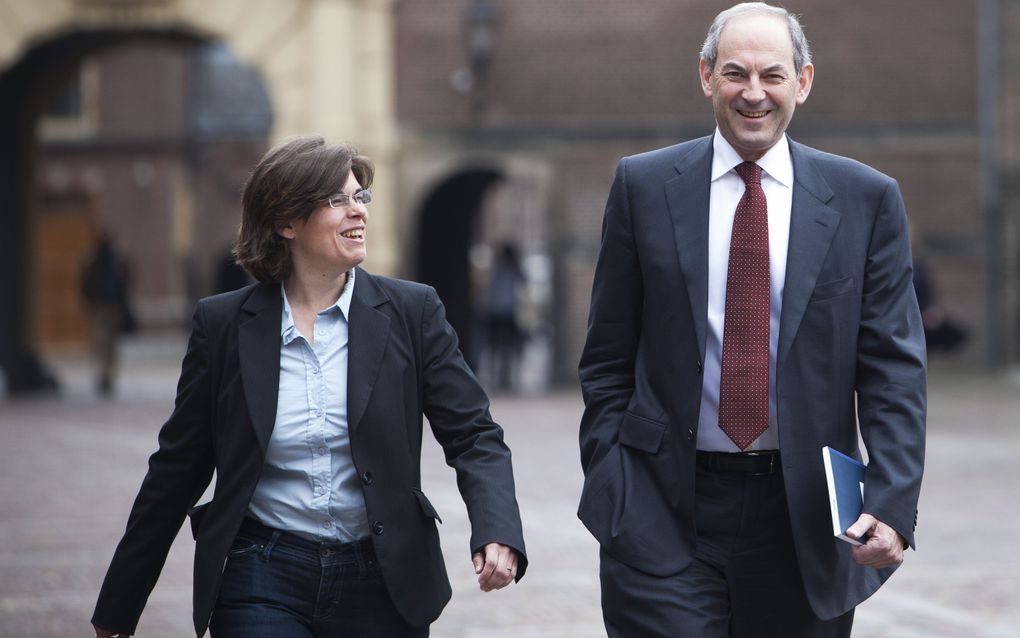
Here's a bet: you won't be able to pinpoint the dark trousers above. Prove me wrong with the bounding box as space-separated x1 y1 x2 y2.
210 519 428 638
487 314 522 390
600 464 854 638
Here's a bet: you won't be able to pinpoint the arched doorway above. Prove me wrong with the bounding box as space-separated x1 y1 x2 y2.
0 1 400 396
415 170 503 370
414 167 555 392
0 30 272 394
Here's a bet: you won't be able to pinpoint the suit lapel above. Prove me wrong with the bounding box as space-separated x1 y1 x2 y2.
777 142 841 371
666 138 713 361
346 268 391 433
238 282 283 455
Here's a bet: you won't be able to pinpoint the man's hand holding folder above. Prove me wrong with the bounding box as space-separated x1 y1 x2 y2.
847 514 905 568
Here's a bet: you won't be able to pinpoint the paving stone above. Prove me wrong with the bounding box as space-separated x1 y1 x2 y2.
0 338 1016 637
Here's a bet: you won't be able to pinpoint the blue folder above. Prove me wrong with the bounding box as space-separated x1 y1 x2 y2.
822 446 867 546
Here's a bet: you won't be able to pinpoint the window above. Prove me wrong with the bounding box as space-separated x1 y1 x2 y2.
38 60 98 139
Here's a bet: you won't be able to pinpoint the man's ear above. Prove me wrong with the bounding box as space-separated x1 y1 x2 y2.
699 58 714 98
796 63 814 105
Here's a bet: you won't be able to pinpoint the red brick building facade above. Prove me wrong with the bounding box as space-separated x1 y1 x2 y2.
395 0 1010 380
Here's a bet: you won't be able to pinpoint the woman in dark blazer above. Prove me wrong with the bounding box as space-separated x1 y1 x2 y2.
92 137 527 638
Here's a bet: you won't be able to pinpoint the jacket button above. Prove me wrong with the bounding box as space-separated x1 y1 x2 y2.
361 471 373 485
372 521 385 535
687 428 695 441
696 360 703 374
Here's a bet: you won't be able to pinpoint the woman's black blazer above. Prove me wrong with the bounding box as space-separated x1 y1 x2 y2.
92 268 527 636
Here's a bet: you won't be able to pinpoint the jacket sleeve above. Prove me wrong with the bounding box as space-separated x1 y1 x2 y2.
578 158 643 482
855 178 927 548
92 304 216 635
420 286 528 579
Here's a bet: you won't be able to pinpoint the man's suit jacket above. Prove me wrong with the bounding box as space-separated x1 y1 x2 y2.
93 268 527 636
578 135 926 620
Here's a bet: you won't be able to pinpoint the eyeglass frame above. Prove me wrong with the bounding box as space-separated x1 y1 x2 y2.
327 189 372 209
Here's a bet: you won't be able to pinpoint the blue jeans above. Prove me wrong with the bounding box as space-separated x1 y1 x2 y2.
210 518 429 638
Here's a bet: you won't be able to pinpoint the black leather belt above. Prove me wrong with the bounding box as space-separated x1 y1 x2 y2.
696 450 780 475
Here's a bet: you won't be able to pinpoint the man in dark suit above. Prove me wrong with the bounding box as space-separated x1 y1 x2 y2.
92 137 526 637
578 3 926 637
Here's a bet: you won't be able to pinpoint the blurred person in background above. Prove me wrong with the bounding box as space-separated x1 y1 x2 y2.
578 3 926 637
80 229 133 397
484 242 526 391
214 243 254 293
912 255 967 352
92 136 527 638
908 222 966 353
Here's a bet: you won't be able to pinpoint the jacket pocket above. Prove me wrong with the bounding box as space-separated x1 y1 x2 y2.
188 502 211 540
412 488 443 524
809 276 855 302
619 412 666 454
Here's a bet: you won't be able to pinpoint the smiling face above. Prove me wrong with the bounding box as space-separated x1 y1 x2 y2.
700 13 813 161
278 171 368 280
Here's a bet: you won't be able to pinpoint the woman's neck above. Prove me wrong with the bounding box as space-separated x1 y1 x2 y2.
284 269 348 313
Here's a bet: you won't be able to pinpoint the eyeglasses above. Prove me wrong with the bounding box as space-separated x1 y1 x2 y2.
328 189 372 209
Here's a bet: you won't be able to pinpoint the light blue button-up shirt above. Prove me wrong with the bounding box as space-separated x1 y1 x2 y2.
247 271 370 541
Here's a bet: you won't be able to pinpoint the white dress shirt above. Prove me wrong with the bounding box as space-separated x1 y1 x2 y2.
696 131 793 452
247 270 370 541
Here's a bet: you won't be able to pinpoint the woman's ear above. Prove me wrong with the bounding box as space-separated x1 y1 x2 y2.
276 223 296 240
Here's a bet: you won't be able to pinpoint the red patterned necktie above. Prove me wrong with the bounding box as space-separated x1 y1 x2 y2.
718 161 770 450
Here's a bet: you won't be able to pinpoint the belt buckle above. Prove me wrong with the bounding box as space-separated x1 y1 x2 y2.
744 450 775 476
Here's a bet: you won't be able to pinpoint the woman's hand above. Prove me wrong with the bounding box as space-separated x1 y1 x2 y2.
471 542 518 592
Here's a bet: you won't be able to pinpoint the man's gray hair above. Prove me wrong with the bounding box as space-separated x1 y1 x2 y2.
700 2 812 74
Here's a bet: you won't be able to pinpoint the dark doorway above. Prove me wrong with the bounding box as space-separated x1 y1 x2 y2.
0 30 270 395
0 31 176 394
415 170 503 370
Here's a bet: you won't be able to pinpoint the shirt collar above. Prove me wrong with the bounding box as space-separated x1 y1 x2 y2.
710 128 794 189
337 268 356 318
280 269 357 343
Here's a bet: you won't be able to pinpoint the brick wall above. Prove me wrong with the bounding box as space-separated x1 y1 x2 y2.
98 41 190 138
398 1 976 127
397 0 996 376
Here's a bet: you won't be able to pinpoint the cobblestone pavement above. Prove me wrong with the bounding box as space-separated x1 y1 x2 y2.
1 335 1018 637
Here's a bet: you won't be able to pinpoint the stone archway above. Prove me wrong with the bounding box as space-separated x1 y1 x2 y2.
0 0 398 393
409 154 557 391
415 169 504 370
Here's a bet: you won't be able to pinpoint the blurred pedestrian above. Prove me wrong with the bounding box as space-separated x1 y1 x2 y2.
92 136 527 638
214 244 253 293
80 230 132 397
485 243 526 391
913 256 967 352
578 3 926 637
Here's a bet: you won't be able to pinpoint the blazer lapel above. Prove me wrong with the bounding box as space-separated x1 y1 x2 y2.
666 138 713 361
777 142 841 372
238 282 283 455
346 268 391 433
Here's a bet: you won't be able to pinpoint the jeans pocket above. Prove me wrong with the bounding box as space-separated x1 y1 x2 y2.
364 558 384 581
227 534 265 559
228 543 262 558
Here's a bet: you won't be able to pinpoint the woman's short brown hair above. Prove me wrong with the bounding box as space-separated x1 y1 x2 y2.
233 136 374 283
